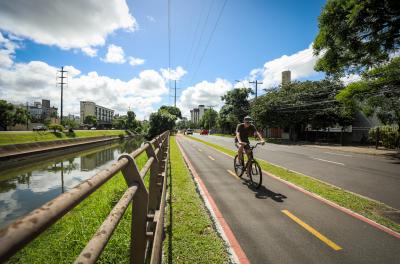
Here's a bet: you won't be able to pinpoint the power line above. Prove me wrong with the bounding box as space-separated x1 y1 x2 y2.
168 0 171 104
190 0 228 84
250 80 263 99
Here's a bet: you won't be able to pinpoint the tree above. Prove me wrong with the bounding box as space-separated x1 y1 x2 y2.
84 115 97 127
200 108 218 130
251 80 355 140
63 118 79 129
0 100 29 130
221 88 253 122
113 116 127 129
337 57 400 126
147 110 177 138
313 0 400 75
126 110 138 130
159 105 182 119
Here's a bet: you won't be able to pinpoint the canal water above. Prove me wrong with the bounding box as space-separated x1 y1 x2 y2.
0 137 144 228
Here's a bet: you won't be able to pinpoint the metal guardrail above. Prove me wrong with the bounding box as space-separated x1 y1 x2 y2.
0 131 170 263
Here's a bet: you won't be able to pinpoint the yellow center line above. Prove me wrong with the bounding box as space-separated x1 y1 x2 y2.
208 156 215 161
198 148 203 152
281 210 342 251
227 169 240 180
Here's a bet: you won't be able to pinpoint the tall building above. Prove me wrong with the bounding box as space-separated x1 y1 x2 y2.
190 105 205 124
282 70 291 85
80 101 114 125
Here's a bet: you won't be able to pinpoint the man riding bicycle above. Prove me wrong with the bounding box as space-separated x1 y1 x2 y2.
235 116 265 164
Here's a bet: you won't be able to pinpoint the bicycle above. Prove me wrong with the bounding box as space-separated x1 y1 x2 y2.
234 142 263 188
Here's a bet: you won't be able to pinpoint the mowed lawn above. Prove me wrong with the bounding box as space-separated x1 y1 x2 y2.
0 130 127 145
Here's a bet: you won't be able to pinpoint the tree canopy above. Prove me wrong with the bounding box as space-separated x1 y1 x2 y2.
218 88 252 133
251 80 355 132
147 110 177 138
199 108 218 130
0 100 29 130
84 115 97 127
337 57 400 125
313 0 400 75
159 105 182 119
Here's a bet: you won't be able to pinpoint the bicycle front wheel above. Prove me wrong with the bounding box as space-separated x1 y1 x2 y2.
234 155 245 178
249 160 262 188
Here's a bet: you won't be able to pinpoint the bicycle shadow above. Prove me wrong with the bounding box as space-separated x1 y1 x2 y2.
243 179 287 202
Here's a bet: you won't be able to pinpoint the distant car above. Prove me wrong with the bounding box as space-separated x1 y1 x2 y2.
200 129 209 135
90 127 97 130
186 129 193 135
33 125 47 131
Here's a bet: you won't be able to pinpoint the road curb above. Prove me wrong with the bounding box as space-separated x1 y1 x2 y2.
186 135 400 240
176 137 250 264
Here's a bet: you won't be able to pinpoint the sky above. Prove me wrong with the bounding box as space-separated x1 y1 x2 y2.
0 0 330 120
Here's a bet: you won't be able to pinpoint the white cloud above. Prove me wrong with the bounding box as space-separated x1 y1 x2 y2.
128 57 145 67
81 47 98 57
102 44 126 63
147 16 156 22
0 61 168 120
178 78 233 117
0 0 137 50
160 66 187 81
0 32 18 68
250 43 321 88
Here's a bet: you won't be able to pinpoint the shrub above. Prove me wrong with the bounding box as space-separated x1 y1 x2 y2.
48 123 64 132
369 125 399 149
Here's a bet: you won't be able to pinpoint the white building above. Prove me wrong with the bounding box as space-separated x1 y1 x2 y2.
190 105 205 124
80 101 114 125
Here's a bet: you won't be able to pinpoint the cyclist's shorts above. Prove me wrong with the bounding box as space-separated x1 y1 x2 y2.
234 139 250 150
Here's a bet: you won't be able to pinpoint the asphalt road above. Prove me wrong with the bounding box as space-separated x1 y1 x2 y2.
176 135 400 264
191 134 400 210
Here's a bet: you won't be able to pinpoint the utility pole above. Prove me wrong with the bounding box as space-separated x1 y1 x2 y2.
26 102 29 130
249 80 263 99
174 80 177 107
57 66 68 125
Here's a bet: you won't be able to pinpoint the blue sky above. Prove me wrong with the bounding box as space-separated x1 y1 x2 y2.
0 0 327 119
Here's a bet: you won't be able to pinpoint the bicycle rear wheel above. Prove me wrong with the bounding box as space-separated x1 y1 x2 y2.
249 160 262 188
234 155 245 177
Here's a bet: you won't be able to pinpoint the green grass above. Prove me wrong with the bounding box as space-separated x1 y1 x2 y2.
163 136 229 264
187 135 400 234
8 153 149 264
0 130 127 145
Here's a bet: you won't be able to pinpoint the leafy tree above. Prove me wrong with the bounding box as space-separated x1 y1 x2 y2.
113 116 127 129
147 110 177 138
337 57 400 126
0 100 29 130
217 105 239 134
159 105 182 119
314 0 400 75
84 115 97 127
251 80 355 140
221 88 253 122
126 110 138 130
200 108 218 130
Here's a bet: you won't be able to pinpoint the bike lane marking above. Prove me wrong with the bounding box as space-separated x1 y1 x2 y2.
312 157 345 166
208 155 215 161
282 210 342 251
184 135 400 239
227 169 240 180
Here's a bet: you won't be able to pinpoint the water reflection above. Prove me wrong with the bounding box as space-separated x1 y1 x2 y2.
0 137 143 228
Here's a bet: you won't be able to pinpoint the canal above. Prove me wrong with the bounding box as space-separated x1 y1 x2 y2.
0 137 144 228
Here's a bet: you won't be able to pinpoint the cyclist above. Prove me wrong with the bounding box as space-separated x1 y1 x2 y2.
235 116 265 165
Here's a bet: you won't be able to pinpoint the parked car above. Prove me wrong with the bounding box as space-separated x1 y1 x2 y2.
90 127 97 130
200 129 209 135
186 129 193 135
33 125 47 131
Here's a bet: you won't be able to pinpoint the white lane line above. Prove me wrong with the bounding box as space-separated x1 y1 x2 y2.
312 157 345 166
323 152 352 157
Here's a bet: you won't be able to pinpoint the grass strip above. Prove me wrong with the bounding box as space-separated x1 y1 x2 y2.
163 136 229 264
8 153 149 264
0 130 127 146
187 135 400 234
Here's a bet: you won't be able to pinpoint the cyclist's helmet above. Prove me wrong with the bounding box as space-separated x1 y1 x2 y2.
243 116 253 122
